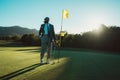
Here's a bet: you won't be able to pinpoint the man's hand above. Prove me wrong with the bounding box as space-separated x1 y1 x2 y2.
39 35 42 39
53 40 60 47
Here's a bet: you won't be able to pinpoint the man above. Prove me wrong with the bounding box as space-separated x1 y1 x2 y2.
39 17 56 64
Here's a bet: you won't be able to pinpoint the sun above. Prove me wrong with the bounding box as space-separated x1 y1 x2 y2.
85 13 107 31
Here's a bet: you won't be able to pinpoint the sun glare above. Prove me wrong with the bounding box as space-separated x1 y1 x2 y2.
85 12 108 31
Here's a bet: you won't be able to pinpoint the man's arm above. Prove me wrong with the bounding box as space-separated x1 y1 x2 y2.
52 25 56 41
39 24 44 38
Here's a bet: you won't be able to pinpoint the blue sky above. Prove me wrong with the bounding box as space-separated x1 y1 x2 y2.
0 0 120 33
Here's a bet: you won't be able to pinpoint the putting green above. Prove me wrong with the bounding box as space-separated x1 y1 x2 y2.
0 47 120 80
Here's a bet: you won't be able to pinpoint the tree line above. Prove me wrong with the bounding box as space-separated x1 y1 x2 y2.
62 25 120 52
0 25 120 52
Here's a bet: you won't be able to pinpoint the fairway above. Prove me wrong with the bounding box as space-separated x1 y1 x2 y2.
0 47 120 80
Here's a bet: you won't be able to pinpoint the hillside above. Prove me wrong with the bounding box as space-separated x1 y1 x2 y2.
0 26 39 36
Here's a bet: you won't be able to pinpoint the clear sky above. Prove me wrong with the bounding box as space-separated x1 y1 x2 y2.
0 0 120 33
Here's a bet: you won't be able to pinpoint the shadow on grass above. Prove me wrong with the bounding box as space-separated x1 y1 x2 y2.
14 48 41 53
0 63 46 80
16 48 40 52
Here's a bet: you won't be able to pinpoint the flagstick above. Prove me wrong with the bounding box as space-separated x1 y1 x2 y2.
61 13 63 31
60 10 64 46
58 10 63 63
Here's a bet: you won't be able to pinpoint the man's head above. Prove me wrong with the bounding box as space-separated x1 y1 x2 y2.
44 17 50 23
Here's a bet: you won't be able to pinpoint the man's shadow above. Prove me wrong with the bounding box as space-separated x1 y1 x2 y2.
0 63 44 80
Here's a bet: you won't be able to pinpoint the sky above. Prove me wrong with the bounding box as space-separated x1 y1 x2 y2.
0 0 120 34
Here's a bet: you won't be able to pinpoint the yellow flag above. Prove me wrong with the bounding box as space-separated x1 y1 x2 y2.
62 9 69 19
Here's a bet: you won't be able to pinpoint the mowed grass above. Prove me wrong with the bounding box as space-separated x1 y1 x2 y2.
0 47 68 80
0 47 39 76
0 47 120 80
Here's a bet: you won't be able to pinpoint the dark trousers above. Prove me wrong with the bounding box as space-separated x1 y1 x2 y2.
40 35 52 60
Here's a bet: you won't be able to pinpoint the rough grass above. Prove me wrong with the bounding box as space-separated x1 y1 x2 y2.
0 47 120 80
